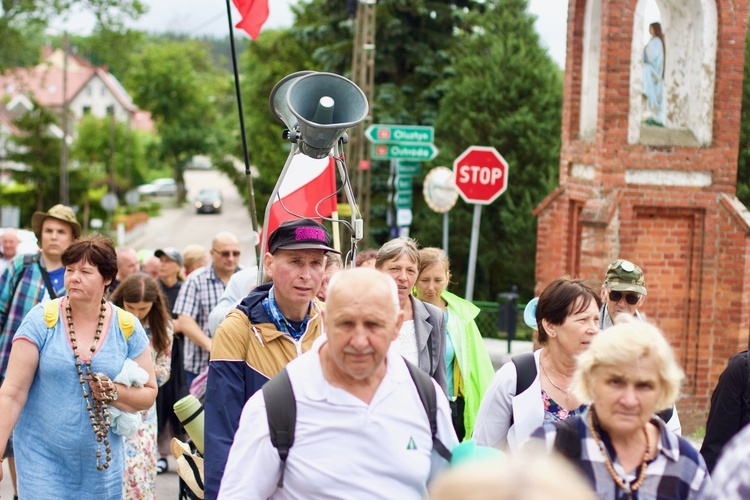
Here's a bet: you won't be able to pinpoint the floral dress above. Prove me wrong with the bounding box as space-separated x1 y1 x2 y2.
123 323 173 499
542 389 587 423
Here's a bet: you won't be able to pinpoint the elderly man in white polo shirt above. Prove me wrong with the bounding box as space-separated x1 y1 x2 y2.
218 267 458 499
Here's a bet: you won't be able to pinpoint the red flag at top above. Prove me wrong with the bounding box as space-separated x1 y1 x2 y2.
232 0 270 40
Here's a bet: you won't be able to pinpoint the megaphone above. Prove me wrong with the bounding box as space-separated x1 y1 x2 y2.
270 71 369 159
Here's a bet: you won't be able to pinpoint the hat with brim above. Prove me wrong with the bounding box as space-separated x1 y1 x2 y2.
171 438 205 499
31 204 82 240
604 259 647 296
268 218 340 254
155 247 184 267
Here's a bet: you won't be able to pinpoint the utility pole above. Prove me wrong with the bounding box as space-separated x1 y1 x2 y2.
60 32 69 205
349 0 376 247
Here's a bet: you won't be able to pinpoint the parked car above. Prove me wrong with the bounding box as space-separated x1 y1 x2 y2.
137 178 177 197
195 189 223 214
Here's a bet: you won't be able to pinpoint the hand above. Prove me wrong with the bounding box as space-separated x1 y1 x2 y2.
83 374 119 402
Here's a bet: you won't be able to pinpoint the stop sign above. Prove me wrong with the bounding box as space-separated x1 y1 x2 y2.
453 146 509 205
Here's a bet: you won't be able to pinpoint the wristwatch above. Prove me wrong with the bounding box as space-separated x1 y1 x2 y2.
111 384 119 402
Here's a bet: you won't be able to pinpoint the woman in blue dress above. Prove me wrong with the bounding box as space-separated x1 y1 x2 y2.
0 235 157 499
643 22 666 126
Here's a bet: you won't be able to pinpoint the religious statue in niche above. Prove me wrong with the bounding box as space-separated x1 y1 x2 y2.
643 22 665 127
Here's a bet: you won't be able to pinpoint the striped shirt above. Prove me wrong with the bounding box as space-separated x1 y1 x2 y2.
532 412 709 499
706 423 750 499
0 253 64 377
173 263 239 374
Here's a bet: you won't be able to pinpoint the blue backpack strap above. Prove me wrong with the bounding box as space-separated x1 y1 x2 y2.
263 367 296 489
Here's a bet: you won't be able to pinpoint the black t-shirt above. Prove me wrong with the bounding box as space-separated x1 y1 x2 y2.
159 279 182 318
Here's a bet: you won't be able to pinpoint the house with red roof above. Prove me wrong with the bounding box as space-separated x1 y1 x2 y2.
0 46 153 132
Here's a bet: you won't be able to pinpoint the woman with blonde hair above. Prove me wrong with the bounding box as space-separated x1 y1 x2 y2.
414 247 494 440
532 320 709 498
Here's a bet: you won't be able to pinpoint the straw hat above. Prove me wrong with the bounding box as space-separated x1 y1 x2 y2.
30 204 82 240
171 438 205 499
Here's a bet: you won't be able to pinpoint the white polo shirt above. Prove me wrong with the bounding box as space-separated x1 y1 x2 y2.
218 341 458 499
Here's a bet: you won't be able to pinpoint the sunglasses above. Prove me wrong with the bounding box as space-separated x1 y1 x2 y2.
608 291 640 305
212 249 241 258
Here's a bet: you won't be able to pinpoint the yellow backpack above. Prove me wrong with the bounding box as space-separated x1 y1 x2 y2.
43 298 136 342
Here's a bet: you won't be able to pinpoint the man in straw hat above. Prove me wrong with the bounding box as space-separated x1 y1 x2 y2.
219 267 457 498
204 219 336 499
0 203 81 498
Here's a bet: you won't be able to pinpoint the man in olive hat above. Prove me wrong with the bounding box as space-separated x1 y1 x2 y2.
0 203 81 497
600 259 647 330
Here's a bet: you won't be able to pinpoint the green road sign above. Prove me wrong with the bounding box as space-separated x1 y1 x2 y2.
394 190 413 209
397 161 421 176
372 143 438 161
365 125 434 144
396 176 412 191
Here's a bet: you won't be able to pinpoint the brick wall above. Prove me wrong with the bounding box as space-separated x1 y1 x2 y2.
536 0 750 432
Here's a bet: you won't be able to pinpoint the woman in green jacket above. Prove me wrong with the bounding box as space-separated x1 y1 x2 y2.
414 247 495 440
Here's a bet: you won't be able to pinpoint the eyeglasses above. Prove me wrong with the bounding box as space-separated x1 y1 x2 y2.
608 290 640 305
212 249 240 258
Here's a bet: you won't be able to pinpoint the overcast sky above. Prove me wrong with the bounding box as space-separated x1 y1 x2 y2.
53 0 572 67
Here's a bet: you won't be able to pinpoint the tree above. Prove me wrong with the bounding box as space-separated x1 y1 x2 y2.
0 0 146 71
71 113 154 194
6 102 90 220
124 40 225 201
423 0 563 300
736 22 750 206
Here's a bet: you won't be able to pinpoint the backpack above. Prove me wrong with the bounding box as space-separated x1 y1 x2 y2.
42 298 136 341
263 360 453 489
511 352 675 424
0 254 36 331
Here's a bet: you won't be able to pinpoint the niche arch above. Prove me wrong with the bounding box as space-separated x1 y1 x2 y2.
578 0 602 141
628 0 717 146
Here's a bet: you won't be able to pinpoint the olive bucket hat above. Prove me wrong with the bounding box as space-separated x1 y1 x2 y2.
31 204 82 240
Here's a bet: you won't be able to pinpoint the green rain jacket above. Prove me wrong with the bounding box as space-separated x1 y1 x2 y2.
442 290 496 439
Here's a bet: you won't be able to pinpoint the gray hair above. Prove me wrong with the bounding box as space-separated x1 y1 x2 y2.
327 267 400 321
375 237 420 270
573 320 683 411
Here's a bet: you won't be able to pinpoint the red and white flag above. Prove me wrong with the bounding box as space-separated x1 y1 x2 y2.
263 154 338 246
231 0 270 40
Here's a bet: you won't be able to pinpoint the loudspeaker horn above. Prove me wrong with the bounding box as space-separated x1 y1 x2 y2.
269 71 315 132
270 71 369 159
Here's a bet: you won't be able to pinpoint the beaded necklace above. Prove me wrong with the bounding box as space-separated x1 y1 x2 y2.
588 407 650 499
67 297 111 471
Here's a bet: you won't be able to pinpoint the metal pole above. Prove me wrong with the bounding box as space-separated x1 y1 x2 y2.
465 203 482 301
60 32 69 205
225 0 261 263
442 211 449 257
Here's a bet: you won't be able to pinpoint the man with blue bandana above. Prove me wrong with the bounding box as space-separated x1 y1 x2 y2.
203 219 337 499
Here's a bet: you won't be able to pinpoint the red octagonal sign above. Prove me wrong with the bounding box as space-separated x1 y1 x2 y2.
453 146 509 205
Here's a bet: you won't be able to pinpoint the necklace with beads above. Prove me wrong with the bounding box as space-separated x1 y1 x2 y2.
540 359 573 404
67 297 111 471
588 407 650 499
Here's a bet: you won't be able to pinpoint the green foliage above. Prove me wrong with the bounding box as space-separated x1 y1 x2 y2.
421 0 562 300
70 113 153 196
123 39 225 201
737 23 750 207
6 101 91 224
212 28 322 218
